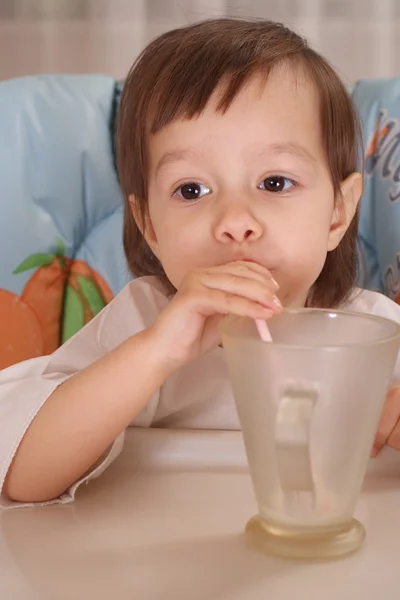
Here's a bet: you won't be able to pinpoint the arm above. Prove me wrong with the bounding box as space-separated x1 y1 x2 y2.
3 261 279 504
372 385 400 456
4 328 174 503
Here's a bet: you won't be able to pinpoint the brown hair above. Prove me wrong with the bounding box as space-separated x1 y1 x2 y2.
117 18 362 308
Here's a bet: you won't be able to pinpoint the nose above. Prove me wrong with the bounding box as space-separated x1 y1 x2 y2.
213 202 263 244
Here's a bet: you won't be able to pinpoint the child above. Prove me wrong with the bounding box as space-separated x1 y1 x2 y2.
1 18 400 508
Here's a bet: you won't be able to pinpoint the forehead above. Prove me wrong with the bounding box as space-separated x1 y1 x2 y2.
148 65 324 168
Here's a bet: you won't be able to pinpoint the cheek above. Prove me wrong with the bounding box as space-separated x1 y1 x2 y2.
152 224 202 288
151 201 204 255
285 225 331 271
156 223 199 260
280 208 332 256
278 208 333 297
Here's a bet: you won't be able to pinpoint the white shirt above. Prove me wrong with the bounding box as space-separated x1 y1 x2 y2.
2 276 400 509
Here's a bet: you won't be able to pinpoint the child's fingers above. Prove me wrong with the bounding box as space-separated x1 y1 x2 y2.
187 287 277 320
371 386 400 456
200 272 281 311
209 261 279 290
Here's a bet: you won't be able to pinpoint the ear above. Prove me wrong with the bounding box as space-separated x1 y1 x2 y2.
128 194 160 258
327 172 363 251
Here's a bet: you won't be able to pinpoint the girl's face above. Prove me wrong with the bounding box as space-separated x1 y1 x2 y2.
137 67 361 307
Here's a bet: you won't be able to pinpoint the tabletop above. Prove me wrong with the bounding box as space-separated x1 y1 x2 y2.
1 427 400 600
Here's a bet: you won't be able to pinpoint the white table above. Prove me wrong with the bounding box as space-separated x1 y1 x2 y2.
1 428 400 600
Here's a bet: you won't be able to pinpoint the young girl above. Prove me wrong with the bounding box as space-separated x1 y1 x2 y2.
1 18 400 509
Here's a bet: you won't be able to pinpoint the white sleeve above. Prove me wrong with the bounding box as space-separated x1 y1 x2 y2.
0 278 164 509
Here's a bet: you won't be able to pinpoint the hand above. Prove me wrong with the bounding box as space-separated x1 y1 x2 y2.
147 261 282 370
372 385 400 457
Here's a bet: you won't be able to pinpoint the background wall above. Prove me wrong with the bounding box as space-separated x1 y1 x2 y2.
0 0 399 84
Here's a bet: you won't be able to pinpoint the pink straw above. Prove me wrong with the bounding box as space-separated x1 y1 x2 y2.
255 319 272 342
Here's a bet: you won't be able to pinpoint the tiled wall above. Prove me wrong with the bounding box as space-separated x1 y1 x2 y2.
0 0 399 84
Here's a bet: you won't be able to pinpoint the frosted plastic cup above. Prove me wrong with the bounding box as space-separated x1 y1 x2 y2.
221 308 400 560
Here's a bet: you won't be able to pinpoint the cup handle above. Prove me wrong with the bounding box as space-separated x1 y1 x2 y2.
275 381 319 492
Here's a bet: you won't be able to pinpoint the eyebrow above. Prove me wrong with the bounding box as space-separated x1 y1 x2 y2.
154 148 202 176
154 141 317 176
258 142 317 165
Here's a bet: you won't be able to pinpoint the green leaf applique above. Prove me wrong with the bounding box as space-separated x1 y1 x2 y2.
13 253 56 274
77 276 107 317
13 238 68 275
62 284 85 343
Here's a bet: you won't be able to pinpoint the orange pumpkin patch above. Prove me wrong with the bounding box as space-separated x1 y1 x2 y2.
0 289 44 369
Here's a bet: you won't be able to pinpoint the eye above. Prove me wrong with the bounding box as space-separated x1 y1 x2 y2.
174 182 211 201
259 176 296 193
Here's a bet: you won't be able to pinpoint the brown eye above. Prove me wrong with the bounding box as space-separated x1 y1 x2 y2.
176 182 210 201
260 176 295 193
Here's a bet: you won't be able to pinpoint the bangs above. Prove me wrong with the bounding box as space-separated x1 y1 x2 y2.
140 20 304 135
147 63 276 135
